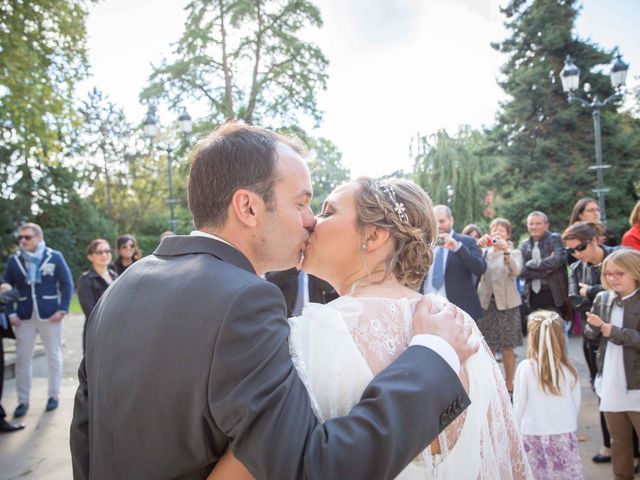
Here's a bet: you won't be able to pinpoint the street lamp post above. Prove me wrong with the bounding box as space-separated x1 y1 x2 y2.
143 107 193 233
559 52 629 224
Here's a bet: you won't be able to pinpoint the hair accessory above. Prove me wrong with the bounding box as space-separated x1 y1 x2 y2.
378 182 409 224
532 312 559 388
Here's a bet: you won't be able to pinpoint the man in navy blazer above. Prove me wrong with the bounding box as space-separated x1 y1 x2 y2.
3 223 73 417
422 205 487 321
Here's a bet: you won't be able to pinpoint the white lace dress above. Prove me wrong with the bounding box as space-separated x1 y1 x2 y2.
288 293 533 479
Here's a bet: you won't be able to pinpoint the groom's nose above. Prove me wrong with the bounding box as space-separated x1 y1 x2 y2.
304 209 316 232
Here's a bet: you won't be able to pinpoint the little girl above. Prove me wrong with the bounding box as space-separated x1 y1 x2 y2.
586 248 640 480
513 310 583 479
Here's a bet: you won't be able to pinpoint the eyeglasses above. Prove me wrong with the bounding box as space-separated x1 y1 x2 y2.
93 249 112 255
566 242 589 254
604 271 626 280
17 235 34 241
584 207 601 213
120 243 135 249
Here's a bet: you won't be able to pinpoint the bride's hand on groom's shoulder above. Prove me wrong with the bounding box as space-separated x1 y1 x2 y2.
413 298 479 365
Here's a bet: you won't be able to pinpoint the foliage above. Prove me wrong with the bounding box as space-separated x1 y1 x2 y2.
306 137 350 212
487 0 639 239
140 0 329 129
413 127 492 231
0 0 93 261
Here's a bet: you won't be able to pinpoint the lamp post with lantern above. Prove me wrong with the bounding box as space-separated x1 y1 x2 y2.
559 52 629 224
143 107 193 233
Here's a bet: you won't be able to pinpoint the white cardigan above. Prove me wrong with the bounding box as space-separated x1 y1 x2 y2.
513 359 581 435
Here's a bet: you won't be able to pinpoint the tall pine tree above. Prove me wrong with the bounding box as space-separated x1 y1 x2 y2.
489 0 637 239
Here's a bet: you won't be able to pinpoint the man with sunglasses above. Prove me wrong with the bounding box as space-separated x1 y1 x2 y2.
2 223 73 418
519 211 567 315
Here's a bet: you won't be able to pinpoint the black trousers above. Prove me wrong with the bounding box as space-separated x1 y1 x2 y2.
529 287 561 314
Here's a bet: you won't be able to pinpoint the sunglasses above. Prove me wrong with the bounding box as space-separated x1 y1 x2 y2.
17 235 34 241
566 242 589 255
93 249 112 255
120 243 135 249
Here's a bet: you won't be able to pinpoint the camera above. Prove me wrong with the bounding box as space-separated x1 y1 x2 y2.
436 235 446 247
489 237 501 245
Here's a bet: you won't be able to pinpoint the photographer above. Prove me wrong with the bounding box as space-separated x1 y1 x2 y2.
420 205 486 321
0 283 25 432
477 218 523 395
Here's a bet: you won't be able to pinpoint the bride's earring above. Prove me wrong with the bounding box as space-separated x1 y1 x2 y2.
361 243 367 251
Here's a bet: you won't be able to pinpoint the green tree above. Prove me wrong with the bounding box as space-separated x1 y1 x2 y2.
413 127 489 230
0 0 93 258
306 137 350 212
141 0 328 129
488 0 638 238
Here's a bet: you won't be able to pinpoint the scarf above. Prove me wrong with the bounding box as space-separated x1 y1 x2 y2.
21 241 47 285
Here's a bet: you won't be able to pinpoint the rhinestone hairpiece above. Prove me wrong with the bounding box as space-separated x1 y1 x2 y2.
378 182 409 224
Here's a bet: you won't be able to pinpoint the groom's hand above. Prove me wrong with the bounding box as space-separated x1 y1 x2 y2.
412 298 479 365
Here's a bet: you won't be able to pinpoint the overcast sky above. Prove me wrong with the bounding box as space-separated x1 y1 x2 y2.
81 0 639 178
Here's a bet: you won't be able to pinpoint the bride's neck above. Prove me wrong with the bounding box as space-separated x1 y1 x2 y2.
340 273 412 298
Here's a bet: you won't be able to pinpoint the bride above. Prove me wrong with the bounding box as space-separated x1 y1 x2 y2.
210 177 532 479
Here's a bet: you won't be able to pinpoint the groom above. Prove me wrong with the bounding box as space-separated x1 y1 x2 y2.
70 123 475 479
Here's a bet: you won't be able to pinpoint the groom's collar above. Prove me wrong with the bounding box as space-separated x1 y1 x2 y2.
153 234 255 275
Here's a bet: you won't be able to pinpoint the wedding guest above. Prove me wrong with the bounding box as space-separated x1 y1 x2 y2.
622 200 640 250
519 211 567 315
113 234 141 275
563 221 621 464
569 198 617 246
462 223 483 240
513 310 583 480
2 223 73 417
77 239 117 354
586 249 640 480
477 218 523 395
0 283 25 433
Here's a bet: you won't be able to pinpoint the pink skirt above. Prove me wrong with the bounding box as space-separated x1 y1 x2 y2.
522 432 584 480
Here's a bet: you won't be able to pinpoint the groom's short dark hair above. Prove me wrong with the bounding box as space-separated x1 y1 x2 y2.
188 123 305 229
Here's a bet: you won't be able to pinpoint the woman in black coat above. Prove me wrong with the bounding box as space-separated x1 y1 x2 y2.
77 239 117 353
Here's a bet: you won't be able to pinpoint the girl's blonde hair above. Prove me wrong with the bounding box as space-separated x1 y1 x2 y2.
601 249 640 290
527 310 577 396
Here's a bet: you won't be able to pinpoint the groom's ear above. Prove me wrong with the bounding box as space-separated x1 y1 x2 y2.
230 189 261 228
364 226 390 252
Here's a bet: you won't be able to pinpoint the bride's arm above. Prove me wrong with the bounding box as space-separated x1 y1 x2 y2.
208 449 254 480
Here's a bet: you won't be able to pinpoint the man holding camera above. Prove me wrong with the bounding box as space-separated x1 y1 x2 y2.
421 205 487 321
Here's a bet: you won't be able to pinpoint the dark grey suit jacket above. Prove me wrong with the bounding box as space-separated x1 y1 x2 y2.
70 235 469 479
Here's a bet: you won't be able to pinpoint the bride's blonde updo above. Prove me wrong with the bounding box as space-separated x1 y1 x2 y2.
354 177 437 290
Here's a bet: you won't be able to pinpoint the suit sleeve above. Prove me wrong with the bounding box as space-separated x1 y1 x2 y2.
454 237 487 276
70 356 90 480
2 259 17 315
208 281 469 480
56 253 74 312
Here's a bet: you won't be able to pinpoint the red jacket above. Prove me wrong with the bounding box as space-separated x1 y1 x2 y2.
622 224 640 250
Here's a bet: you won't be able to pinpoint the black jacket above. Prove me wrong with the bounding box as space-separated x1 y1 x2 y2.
266 268 339 317
520 231 567 308
568 244 616 317
0 288 19 339
76 268 118 320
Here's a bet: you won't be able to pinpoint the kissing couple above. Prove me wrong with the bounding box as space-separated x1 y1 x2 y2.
70 123 532 479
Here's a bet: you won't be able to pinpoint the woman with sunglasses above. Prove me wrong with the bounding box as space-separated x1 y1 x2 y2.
586 249 640 479
77 239 117 353
563 221 621 465
113 234 141 275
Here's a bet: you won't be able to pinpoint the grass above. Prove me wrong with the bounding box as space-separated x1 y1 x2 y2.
69 294 82 314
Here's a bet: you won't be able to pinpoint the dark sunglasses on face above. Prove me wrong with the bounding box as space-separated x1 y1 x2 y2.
120 243 135 249
93 249 112 255
566 242 589 255
17 235 34 241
